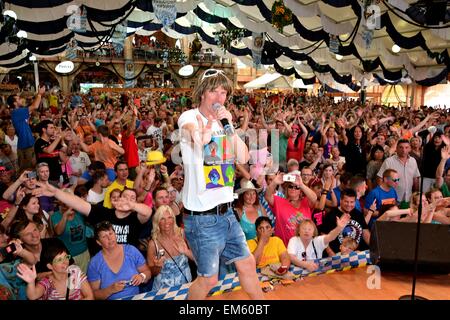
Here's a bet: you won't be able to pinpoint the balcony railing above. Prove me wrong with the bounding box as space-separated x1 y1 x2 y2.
73 46 233 65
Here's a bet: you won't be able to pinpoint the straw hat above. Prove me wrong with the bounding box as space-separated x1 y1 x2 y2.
236 179 262 195
146 150 167 165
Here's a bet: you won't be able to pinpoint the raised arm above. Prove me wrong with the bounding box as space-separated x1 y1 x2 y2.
33 182 92 215
113 198 152 224
410 112 439 135
236 164 251 181
265 172 283 207
16 264 45 300
29 86 46 112
435 146 450 188
323 214 350 246
43 130 67 154
296 174 317 207
308 148 324 172
3 171 30 201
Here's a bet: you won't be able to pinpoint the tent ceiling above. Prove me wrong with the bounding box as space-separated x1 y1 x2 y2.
0 0 448 89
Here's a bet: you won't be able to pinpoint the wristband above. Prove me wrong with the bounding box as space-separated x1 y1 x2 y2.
139 272 146 281
368 209 374 213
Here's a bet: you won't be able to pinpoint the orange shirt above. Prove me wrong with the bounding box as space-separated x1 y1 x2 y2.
76 125 95 138
87 141 119 169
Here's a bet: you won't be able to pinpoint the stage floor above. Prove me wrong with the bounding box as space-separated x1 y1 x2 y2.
207 266 450 300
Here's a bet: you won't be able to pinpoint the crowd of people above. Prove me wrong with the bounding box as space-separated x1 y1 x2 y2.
0 68 449 300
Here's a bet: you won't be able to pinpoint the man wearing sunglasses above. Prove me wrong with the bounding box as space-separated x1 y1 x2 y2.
377 139 420 208
364 169 399 227
177 69 263 300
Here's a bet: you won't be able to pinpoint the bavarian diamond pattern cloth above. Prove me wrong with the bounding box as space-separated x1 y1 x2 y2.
120 250 371 300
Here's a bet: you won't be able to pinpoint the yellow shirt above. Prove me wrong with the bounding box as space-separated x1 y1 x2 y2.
247 236 287 268
49 94 58 108
103 179 134 209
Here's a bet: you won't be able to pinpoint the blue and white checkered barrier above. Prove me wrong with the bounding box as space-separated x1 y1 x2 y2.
120 250 371 300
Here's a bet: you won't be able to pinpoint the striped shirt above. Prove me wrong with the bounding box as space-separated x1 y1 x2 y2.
259 189 285 227
38 265 87 300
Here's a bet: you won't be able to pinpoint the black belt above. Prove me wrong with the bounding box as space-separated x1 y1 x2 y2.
186 202 232 216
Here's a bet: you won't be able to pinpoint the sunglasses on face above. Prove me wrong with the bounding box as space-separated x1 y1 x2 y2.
288 185 301 190
201 69 225 82
388 177 400 182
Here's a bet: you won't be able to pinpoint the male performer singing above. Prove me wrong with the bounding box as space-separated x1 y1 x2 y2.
178 69 263 299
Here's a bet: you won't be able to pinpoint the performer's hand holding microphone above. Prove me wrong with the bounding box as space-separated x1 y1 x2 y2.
212 103 234 136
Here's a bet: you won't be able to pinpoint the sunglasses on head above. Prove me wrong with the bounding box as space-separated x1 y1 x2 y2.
201 69 225 82
95 221 112 229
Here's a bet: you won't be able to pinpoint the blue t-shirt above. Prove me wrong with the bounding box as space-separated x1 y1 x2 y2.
94 119 105 127
81 170 93 182
364 185 398 227
11 107 35 149
364 186 398 211
87 244 146 300
51 211 88 257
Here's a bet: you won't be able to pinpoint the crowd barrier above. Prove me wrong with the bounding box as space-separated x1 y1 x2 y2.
120 250 371 300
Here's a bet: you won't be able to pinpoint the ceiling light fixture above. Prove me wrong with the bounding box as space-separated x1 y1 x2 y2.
392 44 401 53
178 64 194 76
17 30 27 38
3 10 17 19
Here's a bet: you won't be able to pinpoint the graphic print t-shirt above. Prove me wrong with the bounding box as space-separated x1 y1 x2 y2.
321 208 369 253
203 129 235 190
271 195 313 246
87 204 143 247
178 109 235 211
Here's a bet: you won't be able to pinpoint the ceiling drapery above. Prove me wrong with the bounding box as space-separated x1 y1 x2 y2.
0 0 448 89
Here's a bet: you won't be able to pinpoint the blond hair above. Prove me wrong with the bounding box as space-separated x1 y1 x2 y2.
151 205 182 241
341 237 358 251
191 69 233 104
296 219 318 237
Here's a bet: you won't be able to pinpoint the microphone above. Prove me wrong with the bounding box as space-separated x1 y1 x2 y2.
415 126 437 138
212 103 234 136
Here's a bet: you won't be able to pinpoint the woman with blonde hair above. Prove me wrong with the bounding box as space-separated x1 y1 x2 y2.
147 205 193 291
287 214 350 272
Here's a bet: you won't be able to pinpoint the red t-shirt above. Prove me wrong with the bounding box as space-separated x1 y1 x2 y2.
271 195 313 246
121 131 139 168
286 136 305 162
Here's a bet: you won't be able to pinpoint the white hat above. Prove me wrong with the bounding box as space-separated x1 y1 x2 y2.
236 179 262 195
